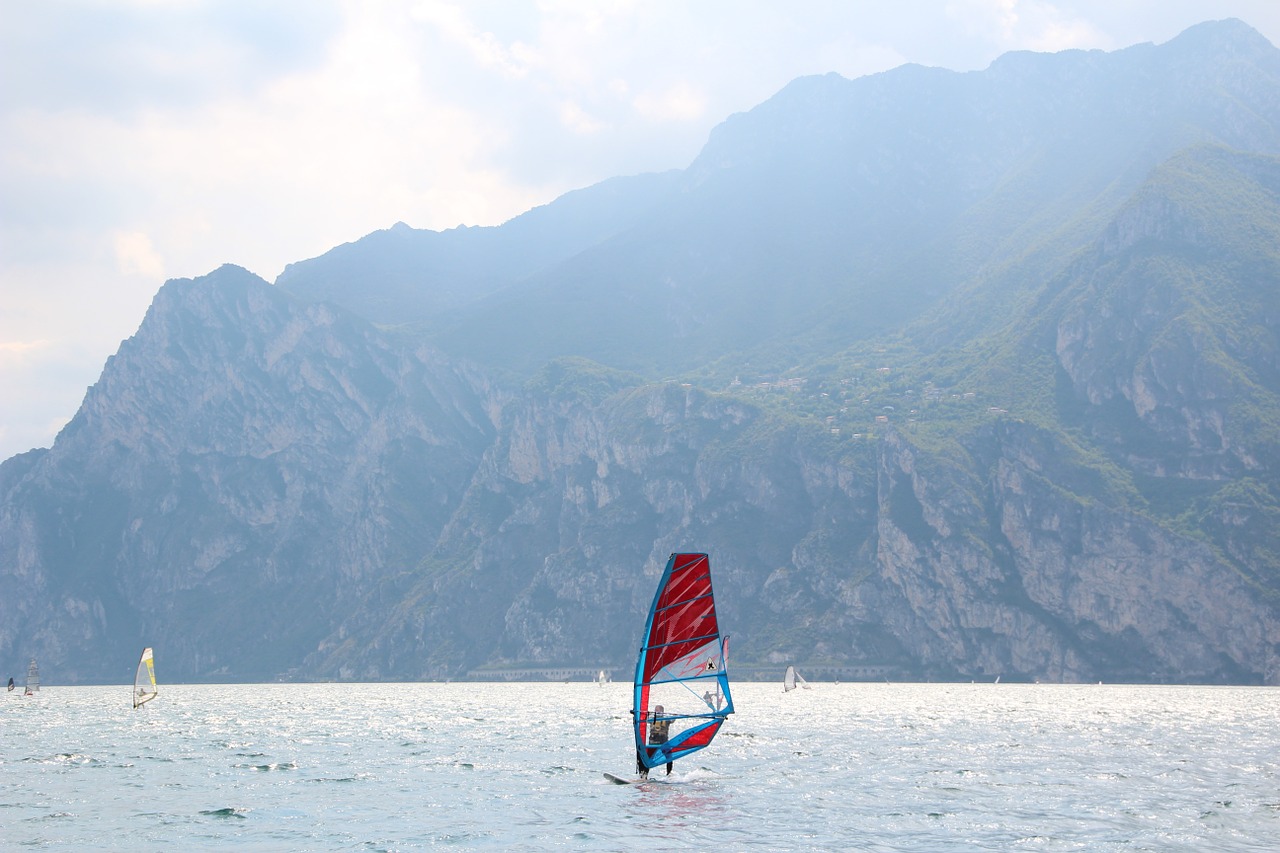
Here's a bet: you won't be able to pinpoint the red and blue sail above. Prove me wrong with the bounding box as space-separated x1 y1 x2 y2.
633 552 733 770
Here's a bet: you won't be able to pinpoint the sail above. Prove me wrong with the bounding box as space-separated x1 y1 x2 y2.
133 647 157 708
25 659 39 695
632 552 733 771
783 664 812 691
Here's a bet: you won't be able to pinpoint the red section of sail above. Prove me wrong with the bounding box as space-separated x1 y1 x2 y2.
637 683 650 744
672 720 722 755
642 553 719 683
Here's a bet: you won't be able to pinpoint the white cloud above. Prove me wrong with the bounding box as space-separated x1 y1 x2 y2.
944 0 1110 54
0 340 52 356
113 230 165 278
410 0 534 78
559 100 607 134
1027 18 1109 52
633 82 707 123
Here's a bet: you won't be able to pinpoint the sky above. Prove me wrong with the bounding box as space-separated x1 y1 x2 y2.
4 0 1280 462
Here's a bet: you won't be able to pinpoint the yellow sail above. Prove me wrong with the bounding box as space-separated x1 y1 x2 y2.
133 647 158 708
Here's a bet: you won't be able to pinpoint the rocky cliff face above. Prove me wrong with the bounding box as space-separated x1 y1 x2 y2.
302 379 1277 684
0 266 495 681
306 380 888 680
1055 148 1280 480
3 269 1278 683
865 425 1276 683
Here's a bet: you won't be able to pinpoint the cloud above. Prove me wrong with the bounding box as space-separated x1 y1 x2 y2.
1026 18 1109 52
2 3 549 285
943 0 1109 53
558 100 607 134
0 339 53 358
410 0 535 78
0 1 343 115
633 82 707 123
114 231 165 278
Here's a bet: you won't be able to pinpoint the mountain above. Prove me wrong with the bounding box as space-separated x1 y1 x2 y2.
284 18 1280 380
275 171 682 330
1 267 496 681
3 20 1279 684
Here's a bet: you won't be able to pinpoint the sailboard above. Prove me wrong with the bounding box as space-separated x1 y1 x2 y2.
783 664 811 692
133 647 157 708
630 552 733 777
6 676 13 692
25 658 39 695
603 771 641 785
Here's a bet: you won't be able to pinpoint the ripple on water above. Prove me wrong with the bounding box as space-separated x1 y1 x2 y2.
236 761 298 771
199 807 247 819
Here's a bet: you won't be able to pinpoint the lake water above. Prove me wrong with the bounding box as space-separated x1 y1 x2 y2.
2 682 1276 851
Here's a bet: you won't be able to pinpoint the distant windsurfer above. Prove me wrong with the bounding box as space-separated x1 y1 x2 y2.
6 676 12 692
637 705 673 779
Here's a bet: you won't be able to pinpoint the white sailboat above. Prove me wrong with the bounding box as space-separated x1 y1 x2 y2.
783 664 811 692
133 647 157 708
24 658 39 695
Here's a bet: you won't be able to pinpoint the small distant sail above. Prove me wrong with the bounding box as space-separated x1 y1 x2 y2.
783 665 811 691
25 659 39 695
632 552 733 775
6 676 13 692
133 647 157 708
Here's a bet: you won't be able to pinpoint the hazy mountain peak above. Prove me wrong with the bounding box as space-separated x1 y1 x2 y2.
1166 17 1274 56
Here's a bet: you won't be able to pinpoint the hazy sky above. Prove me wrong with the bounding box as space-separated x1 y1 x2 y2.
4 0 1280 461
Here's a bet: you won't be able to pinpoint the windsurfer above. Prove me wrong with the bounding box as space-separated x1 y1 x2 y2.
6 676 13 692
637 704 673 779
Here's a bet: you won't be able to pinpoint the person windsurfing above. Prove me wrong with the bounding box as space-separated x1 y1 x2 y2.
637 705 673 779
6 676 12 692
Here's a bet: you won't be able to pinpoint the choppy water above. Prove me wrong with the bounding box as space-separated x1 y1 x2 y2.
2 681 1276 851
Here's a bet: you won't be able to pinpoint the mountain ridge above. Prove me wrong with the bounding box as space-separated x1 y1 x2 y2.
3 20 1280 684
